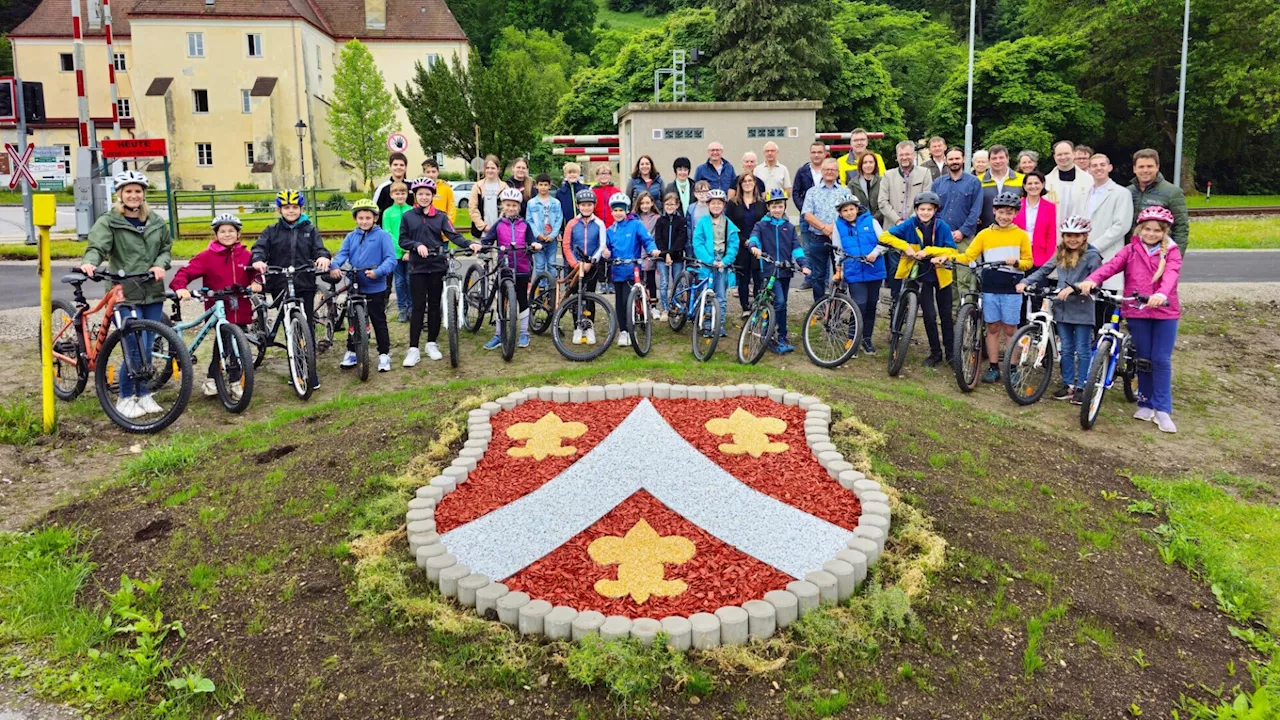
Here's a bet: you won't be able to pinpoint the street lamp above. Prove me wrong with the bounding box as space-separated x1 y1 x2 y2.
295 119 308 211
963 0 976 172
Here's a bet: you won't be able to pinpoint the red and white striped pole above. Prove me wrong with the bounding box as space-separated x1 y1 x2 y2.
70 0 91 148
542 135 620 145
815 132 886 141
552 147 620 156
103 0 119 139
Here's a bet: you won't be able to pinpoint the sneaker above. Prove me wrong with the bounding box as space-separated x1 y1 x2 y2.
982 366 1000 383
573 328 584 345
397 313 409 323
340 351 358 367
425 342 443 361
115 396 143 420
202 378 218 397
229 382 244 401
651 307 662 320
1133 407 1156 422
403 347 421 367
1052 385 1072 401
136 394 163 415
311 377 321 391
779 340 795 354
720 328 728 338
518 333 530 348
1071 388 1084 406
924 354 943 368
1154 411 1177 433
618 331 631 347
660 311 669 322
799 278 813 291
769 341 784 354
377 354 391 372
862 338 876 355
483 336 502 351
586 329 597 345
741 310 752 319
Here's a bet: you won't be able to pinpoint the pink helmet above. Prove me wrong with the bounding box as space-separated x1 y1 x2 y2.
1136 205 1175 226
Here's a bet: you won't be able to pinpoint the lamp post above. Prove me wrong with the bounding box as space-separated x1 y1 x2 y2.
1172 0 1191 189
295 119 308 212
963 0 976 172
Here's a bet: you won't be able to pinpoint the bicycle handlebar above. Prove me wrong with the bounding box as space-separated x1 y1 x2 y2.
1092 288 1151 304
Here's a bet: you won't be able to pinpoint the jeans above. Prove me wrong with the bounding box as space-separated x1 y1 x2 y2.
409 272 444 347
847 279 881 342
737 262 762 312
657 261 682 311
531 242 558 277
1127 317 1178 413
1057 321 1093 388
115 301 165 398
882 252 901 307
772 276 792 343
803 231 832 303
917 279 954 359
951 237 975 306
349 290 391 355
706 268 728 330
392 259 412 319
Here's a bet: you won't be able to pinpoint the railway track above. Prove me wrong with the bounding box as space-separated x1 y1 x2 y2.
1188 205 1280 217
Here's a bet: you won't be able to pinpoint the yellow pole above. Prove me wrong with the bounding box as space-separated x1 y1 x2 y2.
33 194 57 434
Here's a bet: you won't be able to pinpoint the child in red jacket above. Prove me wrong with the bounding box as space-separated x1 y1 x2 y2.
170 214 260 398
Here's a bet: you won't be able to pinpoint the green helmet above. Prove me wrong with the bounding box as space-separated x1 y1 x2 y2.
351 198 379 218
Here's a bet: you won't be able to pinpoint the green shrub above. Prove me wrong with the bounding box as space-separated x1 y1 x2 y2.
322 192 350 211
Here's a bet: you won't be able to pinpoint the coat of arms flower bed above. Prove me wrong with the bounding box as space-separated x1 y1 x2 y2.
405 382 892 650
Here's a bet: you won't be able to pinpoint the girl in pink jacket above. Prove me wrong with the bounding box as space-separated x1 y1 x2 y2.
1077 206 1182 433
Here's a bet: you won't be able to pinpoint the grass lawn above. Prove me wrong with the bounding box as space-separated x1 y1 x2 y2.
1186 194 1280 208
1189 218 1280 249
595 0 667 31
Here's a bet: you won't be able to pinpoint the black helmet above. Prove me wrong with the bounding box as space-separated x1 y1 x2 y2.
992 191 1021 209
914 191 941 209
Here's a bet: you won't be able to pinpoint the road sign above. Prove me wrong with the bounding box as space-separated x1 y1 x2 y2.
101 137 167 159
30 145 67 191
5 143 35 189
387 133 408 153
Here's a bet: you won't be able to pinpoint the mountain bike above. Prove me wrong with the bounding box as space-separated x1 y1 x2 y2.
951 261 1012 392
738 252 800 365
315 266 383 382
613 258 653 357
528 252 570 336
245 265 319 400
462 245 521 361
802 246 864 369
1079 290 1145 430
461 249 498 334
550 251 617 361
667 259 723 362
439 247 473 368
886 259 927 377
163 286 255 413
1002 285 1060 406
46 270 193 433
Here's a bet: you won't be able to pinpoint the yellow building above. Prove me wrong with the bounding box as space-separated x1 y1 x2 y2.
6 0 468 190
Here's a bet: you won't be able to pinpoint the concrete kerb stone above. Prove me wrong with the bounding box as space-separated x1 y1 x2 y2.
457 573 490 607
767 388 787 403
653 382 672 399
406 507 434 522
853 525 887 553
498 396 519 411
859 515 890 532
407 519 436 535
569 387 588 403
621 382 639 397
847 537 881 567
553 388 570 403
416 484 445 501
442 466 469 483
862 501 892 521
538 386 555 400
637 381 654 397
429 477 456 495
835 549 868 588
414 543 447 567
600 615 633 640
826 460 854 479
520 387 539 401
705 386 725 400
463 438 489 451
661 616 693 651
804 570 839 605
518 599 553 635
408 496 437 510
688 385 706 400
763 590 799 628
438 564 471 598
852 478 880 496
670 384 689 399
817 450 843 468
496 591 531 626
452 456 478 472
475 583 510 618
753 384 774 397
782 391 802 406
408 531 440 554
544 606 578 640
808 403 831 415
480 401 501 413
810 441 836 456
689 612 721 650
715 606 749 645
587 385 606 401
722 384 741 398
631 618 662 646
862 491 890 505
604 384 624 400
742 600 777 639
571 610 606 640
822 559 856 601
837 471 862 490
786 580 820 616
806 433 831 447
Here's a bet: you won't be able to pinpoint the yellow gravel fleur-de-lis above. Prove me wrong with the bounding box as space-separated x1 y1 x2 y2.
589 519 696 604
704 407 789 457
506 412 588 461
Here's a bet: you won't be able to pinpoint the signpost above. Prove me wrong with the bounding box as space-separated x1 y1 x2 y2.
5 142 36 189
100 138 176 239
387 133 408 153
33 193 57 433
31 146 68 192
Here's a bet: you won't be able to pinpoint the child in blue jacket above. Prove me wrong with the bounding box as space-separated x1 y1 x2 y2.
603 192 659 347
879 192 957 366
747 188 810 353
833 196 887 354
330 199 399 372
691 189 739 336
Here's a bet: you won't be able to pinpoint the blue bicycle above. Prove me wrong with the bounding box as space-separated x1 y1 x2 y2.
164 286 255 413
1079 289 1144 430
667 258 725 362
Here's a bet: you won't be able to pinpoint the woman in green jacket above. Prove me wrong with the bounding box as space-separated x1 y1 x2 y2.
77 170 173 420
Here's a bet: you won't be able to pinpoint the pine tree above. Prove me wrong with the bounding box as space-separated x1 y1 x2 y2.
709 0 839 102
326 40 400 190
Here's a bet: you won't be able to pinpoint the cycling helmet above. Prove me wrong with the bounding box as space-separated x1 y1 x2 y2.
992 191 1021 209
275 189 302 207
574 189 596 204
1135 205 1175 226
763 188 788 204
499 188 525 204
914 191 941 208
837 195 860 211
409 177 436 193
111 170 150 192
210 213 242 231
350 198 379 217
608 191 632 209
706 189 727 201
1059 215 1092 234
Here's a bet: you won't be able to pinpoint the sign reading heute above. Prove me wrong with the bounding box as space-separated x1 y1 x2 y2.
101 138 168 159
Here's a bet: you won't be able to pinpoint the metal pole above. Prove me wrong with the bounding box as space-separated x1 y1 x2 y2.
298 134 306 209
164 155 177 240
16 77 36 245
1172 0 1190 188
103 0 120 140
963 0 976 172
70 0 91 150
34 194 56 433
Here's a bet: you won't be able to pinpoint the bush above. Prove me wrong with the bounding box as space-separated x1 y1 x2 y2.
252 199 273 214
322 192 351 211
233 182 259 190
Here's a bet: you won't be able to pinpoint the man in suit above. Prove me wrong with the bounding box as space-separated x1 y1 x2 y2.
1085 152 1135 326
921 136 948 180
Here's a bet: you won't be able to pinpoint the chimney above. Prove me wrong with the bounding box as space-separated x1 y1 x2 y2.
86 0 102 30
364 0 385 29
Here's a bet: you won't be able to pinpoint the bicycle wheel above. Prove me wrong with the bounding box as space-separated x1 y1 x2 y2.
1003 323 1054 406
445 285 461 368
1120 337 1138 403
95 319 192 434
211 322 254 413
314 296 337 354
953 302 983 392
1080 337 1113 430
352 304 370 382
249 297 270 368
737 301 772 365
551 294 615 362
499 279 518 362
668 272 690 331
46 299 87 401
887 291 918 377
630 284 652 357
528 272 555 335
692 289 719 362
285 308 316 401
801 295 859 368
463 264 487 333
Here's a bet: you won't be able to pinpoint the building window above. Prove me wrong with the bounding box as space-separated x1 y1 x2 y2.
247 34 262 57
116 98 131 118
245 142 255 166
425 53 441 67
241 89 252 114
661 128 704 140
187 33 204 58
196 143 213 166
59 53 74 72
113 53 127 71
315 46 322 71
192 89 209 113
60 145 71 159
747 126 787 139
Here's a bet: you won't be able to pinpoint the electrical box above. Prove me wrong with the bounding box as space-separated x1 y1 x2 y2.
74 146 109 238
32 193 57 227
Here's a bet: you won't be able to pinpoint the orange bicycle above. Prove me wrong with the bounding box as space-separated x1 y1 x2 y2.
46 270 193 433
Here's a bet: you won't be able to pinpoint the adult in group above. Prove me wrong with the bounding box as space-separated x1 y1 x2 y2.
727 172 768 317
1044 140 1089 225
837 128 886 183
1074 145 1093 173
932 146 983 303
1017 150 1039 175
792 142 828 289
740 152 759 180
801 158 856 302
1129 148 1189 253
422 159 455 221
373 152 410 214
878 141 934 304
978 145 1023 229
665 157 694 213
1014 171 1057 272
1084 153 1135 301
694 142 737 199
507 157 534 212
847 152 883 224
755 141 792 195
971 150 990 178
922 136 948 179
468 155 506 238
628 155 665 205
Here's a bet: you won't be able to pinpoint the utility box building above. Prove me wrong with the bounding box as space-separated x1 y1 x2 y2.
613 101 820 181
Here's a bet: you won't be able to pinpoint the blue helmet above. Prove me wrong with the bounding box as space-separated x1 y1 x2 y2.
763 188 788 204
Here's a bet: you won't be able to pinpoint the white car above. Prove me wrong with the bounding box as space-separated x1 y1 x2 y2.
451 181 474 210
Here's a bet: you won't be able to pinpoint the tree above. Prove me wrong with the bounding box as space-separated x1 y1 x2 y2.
503 0 598 55
0 36 12 77
708 0 838 102
822 44 906 143
447 0 509 60
326 40 400 190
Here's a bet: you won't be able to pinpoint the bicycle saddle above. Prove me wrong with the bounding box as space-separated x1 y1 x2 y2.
60 271 88 284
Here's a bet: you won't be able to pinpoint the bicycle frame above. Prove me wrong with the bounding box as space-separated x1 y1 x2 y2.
55 273 156 374
168 290 239 363
1019 289 1060 369
676 260 719 318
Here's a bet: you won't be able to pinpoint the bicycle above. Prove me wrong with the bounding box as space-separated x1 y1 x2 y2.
1001 285 1060 405
550 250 617 361
462 245 521 361
1078 290 1144 430
46 270 193 433
612 258 653 357
315 266 384 382
528 252 567 336
461 249 498 334
802 246 864 369
667 259 724 362
163 286 255 413
738 252 800 365
951 260 1012 392
885 259 929 377
245 265 319 400
439 247 473 368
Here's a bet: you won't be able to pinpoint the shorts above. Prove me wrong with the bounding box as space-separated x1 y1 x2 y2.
982 292 1021 325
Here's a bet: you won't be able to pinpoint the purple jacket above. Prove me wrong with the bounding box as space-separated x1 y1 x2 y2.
1087 237 1182 320
480 216 534 275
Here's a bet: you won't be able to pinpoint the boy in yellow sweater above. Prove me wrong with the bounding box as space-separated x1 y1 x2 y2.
934 191 1032 382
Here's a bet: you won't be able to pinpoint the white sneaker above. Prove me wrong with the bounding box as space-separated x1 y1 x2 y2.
136 394 163 415
1154 411 1177 433
618 331 631 347
229 382 244 401
378 354 392 372
660 311 669 322
650 307 661 320
202 378 218 397
1133 407 1156 422
585 328 596 345
573 328 584 345
403 347 421 367
425 342 443 361
115 396 143 420
340 351 358 368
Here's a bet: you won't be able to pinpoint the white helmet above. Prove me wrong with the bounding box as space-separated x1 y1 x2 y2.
1059 215 1092 234
111 169 150 192
499 187 524 204
706 189 727 201
210 213 242 230
608 192 632 209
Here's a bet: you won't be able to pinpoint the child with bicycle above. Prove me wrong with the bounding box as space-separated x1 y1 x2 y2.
632 192 661 319
936 191 1031 382
526 173 563 280
399 178 467 365
329 199 398 372
832 195 886 356
561 189 608 345
479 188 538 350
1077 206 1183 433
1017 216 1102 404
747 188 810 354
654 192 688 322
78 170 173 420
170 213 261 398
881 192 957 366
382 181 413 322
602 192 660 347
691 189 739 337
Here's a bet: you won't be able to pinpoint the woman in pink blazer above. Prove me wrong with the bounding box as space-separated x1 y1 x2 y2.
1014 171 1057 269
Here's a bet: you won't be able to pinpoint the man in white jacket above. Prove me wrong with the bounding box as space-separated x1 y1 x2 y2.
1044 140 1090 230
1085 152 1134 300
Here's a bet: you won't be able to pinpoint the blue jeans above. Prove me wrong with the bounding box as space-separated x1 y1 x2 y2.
531 242 558 277
700 268 728 330
1127 317 1178 413
114 301 165 398
803 231 832 303
848 279 881 341
882 251 901 307
393 259 412 318
1057 321 1093 388
772 276 792 343
657 261 682 311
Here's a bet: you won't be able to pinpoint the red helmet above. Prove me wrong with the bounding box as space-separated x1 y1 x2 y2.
1135 205 1175 226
